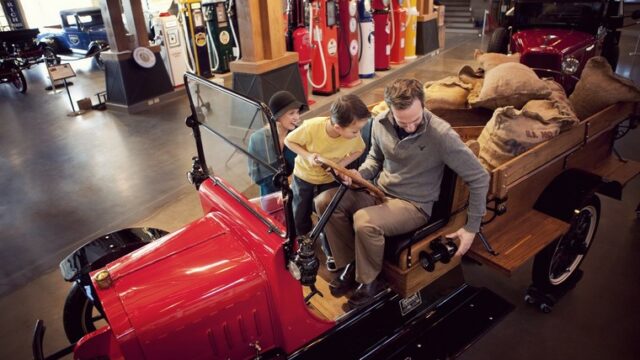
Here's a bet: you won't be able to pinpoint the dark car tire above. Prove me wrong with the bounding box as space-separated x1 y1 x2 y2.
12 70 27 93
63 282 105 343
43 46 61 67
532 195 600 291
93 52 105 70
487 27 509 54
602 44 619 72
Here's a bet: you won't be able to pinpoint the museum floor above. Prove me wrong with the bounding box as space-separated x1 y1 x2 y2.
1 32 639 359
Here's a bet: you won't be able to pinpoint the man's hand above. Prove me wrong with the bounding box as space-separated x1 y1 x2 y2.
446 227 477 256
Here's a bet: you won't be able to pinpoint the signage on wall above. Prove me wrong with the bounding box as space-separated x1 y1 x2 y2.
1 0 25 29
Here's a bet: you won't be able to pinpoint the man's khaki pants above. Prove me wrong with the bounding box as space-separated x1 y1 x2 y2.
315 188 428 284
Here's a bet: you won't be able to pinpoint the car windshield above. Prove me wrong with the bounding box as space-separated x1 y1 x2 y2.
515 1 604 33
184 73 288 235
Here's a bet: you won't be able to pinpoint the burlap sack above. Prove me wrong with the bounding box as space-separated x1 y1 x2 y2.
424 76 472 110
474 49 521 72
521 79 579 132
470 62 551 110
569 56 640 120
458 65 484 105
478 106 562 169
370 100 389 117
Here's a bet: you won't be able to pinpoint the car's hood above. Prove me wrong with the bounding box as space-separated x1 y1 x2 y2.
93 213 279 359
512 28 594 56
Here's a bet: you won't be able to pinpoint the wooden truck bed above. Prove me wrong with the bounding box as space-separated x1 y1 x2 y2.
468 102 640 274
381 102 640 296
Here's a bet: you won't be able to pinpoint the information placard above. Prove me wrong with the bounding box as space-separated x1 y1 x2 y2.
47 63 76 81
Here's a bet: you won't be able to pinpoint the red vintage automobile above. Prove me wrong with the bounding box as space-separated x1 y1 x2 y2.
33 70 639 359
32 73 513 360
487 0 623 86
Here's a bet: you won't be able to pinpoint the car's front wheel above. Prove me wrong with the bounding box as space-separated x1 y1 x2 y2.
532 195 600 290
43 46 60 67
63 282 106 343
487 27 509 54
602 43 619 72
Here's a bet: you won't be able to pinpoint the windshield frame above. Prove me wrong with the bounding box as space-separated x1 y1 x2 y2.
183 72 291 238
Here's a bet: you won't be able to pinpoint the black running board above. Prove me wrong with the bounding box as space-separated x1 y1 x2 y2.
288 268 513 360
365 286 514 360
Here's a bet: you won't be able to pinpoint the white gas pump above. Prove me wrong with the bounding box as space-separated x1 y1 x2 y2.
153 13 189 87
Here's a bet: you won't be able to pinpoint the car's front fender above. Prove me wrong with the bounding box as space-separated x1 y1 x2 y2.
59 227 167 283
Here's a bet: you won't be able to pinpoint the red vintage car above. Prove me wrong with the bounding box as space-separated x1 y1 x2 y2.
32 71 639 359
32 74 515 360
487 0 622 85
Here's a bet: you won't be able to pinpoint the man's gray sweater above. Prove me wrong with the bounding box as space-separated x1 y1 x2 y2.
359 109 490 233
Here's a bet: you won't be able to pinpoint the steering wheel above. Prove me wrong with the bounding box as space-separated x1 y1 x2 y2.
316 156 386 201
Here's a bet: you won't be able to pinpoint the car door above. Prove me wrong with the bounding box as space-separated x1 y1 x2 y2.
63 14 85 52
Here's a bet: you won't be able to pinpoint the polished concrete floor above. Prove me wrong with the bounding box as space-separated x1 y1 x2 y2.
1 32 639 359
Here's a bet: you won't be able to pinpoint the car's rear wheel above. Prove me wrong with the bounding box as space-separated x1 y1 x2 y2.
63 282 106 343
93 52 105 70
487 27 509 54
532 195 600 290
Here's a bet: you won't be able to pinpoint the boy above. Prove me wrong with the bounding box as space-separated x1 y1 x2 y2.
285 94 371 237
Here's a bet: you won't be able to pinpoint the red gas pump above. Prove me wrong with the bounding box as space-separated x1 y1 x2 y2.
389 0 406 64
338 0 361 88
372 0 390 71
309 0 340 95
287 0 314 104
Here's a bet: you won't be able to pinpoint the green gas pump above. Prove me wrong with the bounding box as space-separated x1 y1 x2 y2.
202 0 238 74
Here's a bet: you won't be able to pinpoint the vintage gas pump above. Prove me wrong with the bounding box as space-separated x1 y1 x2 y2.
153 13 189 87
177 0 212 77
309 0 340 95
357 0 375 78
227 0 240 59
389 0 407 64
287 0 314 104
404 0 418 59
202 0 237 74
371 0 390 71
338 0 361 87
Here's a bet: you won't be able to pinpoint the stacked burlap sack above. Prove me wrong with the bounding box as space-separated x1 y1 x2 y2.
370 50 522 116
475 56 640 169
370 54 640 170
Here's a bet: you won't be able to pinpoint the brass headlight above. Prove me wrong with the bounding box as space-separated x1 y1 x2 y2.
94 270 113 289
561 57 580 75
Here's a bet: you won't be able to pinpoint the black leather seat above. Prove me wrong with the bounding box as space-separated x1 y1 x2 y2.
349 118 458 266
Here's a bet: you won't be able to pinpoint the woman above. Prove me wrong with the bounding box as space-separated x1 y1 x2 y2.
248 91 304 196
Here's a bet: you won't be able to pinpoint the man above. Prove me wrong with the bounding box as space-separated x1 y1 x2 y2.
314 79 490 308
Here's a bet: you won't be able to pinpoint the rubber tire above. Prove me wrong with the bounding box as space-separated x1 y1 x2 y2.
12 70 27 94
602 44 619 72
63 282 101 343
532 196 600 291
93 52 105 70
487 27 509 54
43 46 60 67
